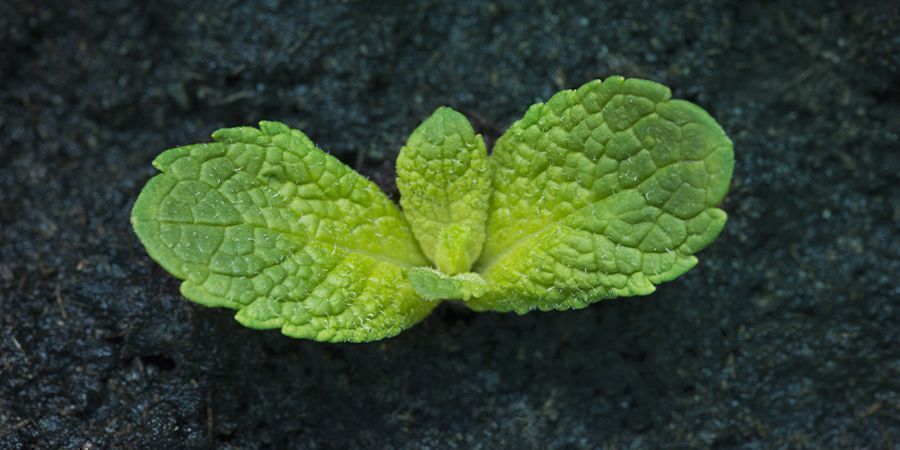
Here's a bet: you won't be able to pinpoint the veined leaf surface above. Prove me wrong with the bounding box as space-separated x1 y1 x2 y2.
396 107 491 274
131 121 434 342
471 77 734 313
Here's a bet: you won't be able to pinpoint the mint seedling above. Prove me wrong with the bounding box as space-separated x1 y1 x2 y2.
132 76 734 342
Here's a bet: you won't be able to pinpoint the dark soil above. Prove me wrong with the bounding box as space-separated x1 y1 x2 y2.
1 0 898 448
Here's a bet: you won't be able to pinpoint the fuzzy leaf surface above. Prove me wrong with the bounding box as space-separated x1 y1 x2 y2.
471 77 734 313
131 121 434 342
396 107 491 274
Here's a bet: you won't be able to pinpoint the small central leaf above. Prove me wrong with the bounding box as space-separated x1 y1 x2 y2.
403 267 488 301
396 107 492 274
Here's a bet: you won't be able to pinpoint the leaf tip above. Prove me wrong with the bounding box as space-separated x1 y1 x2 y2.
259 120 290 136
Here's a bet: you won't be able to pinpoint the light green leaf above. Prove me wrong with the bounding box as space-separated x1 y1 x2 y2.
470 76 734 313
131 121 435 342
403 267 488 301
396 107 492 274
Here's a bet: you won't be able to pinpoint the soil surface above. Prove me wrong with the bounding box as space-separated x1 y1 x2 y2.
1 1 898 448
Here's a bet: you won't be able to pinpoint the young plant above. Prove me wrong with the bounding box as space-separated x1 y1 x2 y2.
131 76 734 342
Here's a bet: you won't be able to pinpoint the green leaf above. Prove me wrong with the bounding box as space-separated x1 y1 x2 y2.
403 267 488 301
470 77 734 313
131 121 435 342
396 107 492 274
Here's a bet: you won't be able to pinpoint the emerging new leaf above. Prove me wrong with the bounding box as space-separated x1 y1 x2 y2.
131 121 435 342
396 107 491 274
470 77 734 313
403 267 488 301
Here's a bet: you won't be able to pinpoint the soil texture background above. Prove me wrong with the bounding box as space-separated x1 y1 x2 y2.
1 0 898 448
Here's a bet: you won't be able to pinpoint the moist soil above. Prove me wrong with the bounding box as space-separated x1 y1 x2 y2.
1 1 898 448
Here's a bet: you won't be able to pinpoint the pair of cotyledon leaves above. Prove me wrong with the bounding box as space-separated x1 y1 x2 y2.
131 76 734 343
